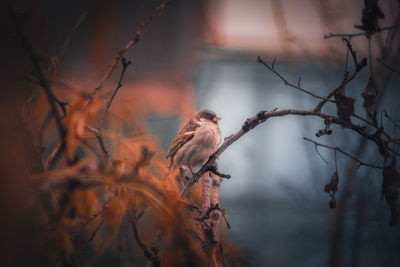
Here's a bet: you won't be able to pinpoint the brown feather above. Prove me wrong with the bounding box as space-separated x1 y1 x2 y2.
166 118 200 169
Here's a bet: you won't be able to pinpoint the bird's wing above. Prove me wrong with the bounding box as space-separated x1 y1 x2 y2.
177 118 201 135
166 119 200 169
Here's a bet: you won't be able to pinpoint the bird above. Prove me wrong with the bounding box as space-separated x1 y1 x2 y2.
166 109 222 174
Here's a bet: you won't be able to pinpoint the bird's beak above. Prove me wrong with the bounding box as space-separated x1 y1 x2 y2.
213 116 221 122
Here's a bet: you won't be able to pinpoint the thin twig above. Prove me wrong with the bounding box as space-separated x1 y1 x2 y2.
342 38 358 67
324 24 400 39
88 58 131 161
71 199 110 240
100 57 131 129
377 58 400 74
78 219 104 255
87 0 172 101
349 113 394 146
59 12 87 59
314 38 367 112
303 137 383 169
334 149 338 173
87 125 110 160
257 57 334 102
343 38 350 79
313 54 367 112
9 3 66 141
44 143 63 171
368 38 374 77
128 211 160 267
315 145 329 164
95 135 110 160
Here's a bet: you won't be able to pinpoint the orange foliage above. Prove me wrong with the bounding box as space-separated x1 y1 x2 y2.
18 49 239 266
64 97 100 160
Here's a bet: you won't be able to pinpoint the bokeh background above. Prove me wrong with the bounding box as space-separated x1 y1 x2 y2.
1 0 400 266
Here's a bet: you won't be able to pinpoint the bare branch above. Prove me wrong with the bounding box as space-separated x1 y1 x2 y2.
71 199 110 240
342 38 358 67
257 57 333 102
324 24 400 39
128 211 160 267
78 219 104 255
87 125 110 160
100 57 131 129
314 145 329 164
181 107 396 197
43 143 63 171
377 58 400 74
303 137 383 169
313 57 367 112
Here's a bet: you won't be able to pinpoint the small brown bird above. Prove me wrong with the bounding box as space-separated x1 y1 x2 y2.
166 109 222 173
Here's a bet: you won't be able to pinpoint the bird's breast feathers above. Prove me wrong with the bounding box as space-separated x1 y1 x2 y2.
171 121 221 169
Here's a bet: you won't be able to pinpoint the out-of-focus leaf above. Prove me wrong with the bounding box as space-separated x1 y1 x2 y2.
65 97 100 160
324 172 339 209
362 76 379 126
324 171 339 194
335 92 355 127
64 189 99 225
355 0 385 37
112 159 127 178
382 157 400 226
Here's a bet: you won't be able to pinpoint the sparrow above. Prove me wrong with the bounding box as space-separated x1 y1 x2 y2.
166 109 222 173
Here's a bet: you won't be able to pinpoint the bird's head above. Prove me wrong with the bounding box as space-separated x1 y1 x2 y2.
196 109 221 123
